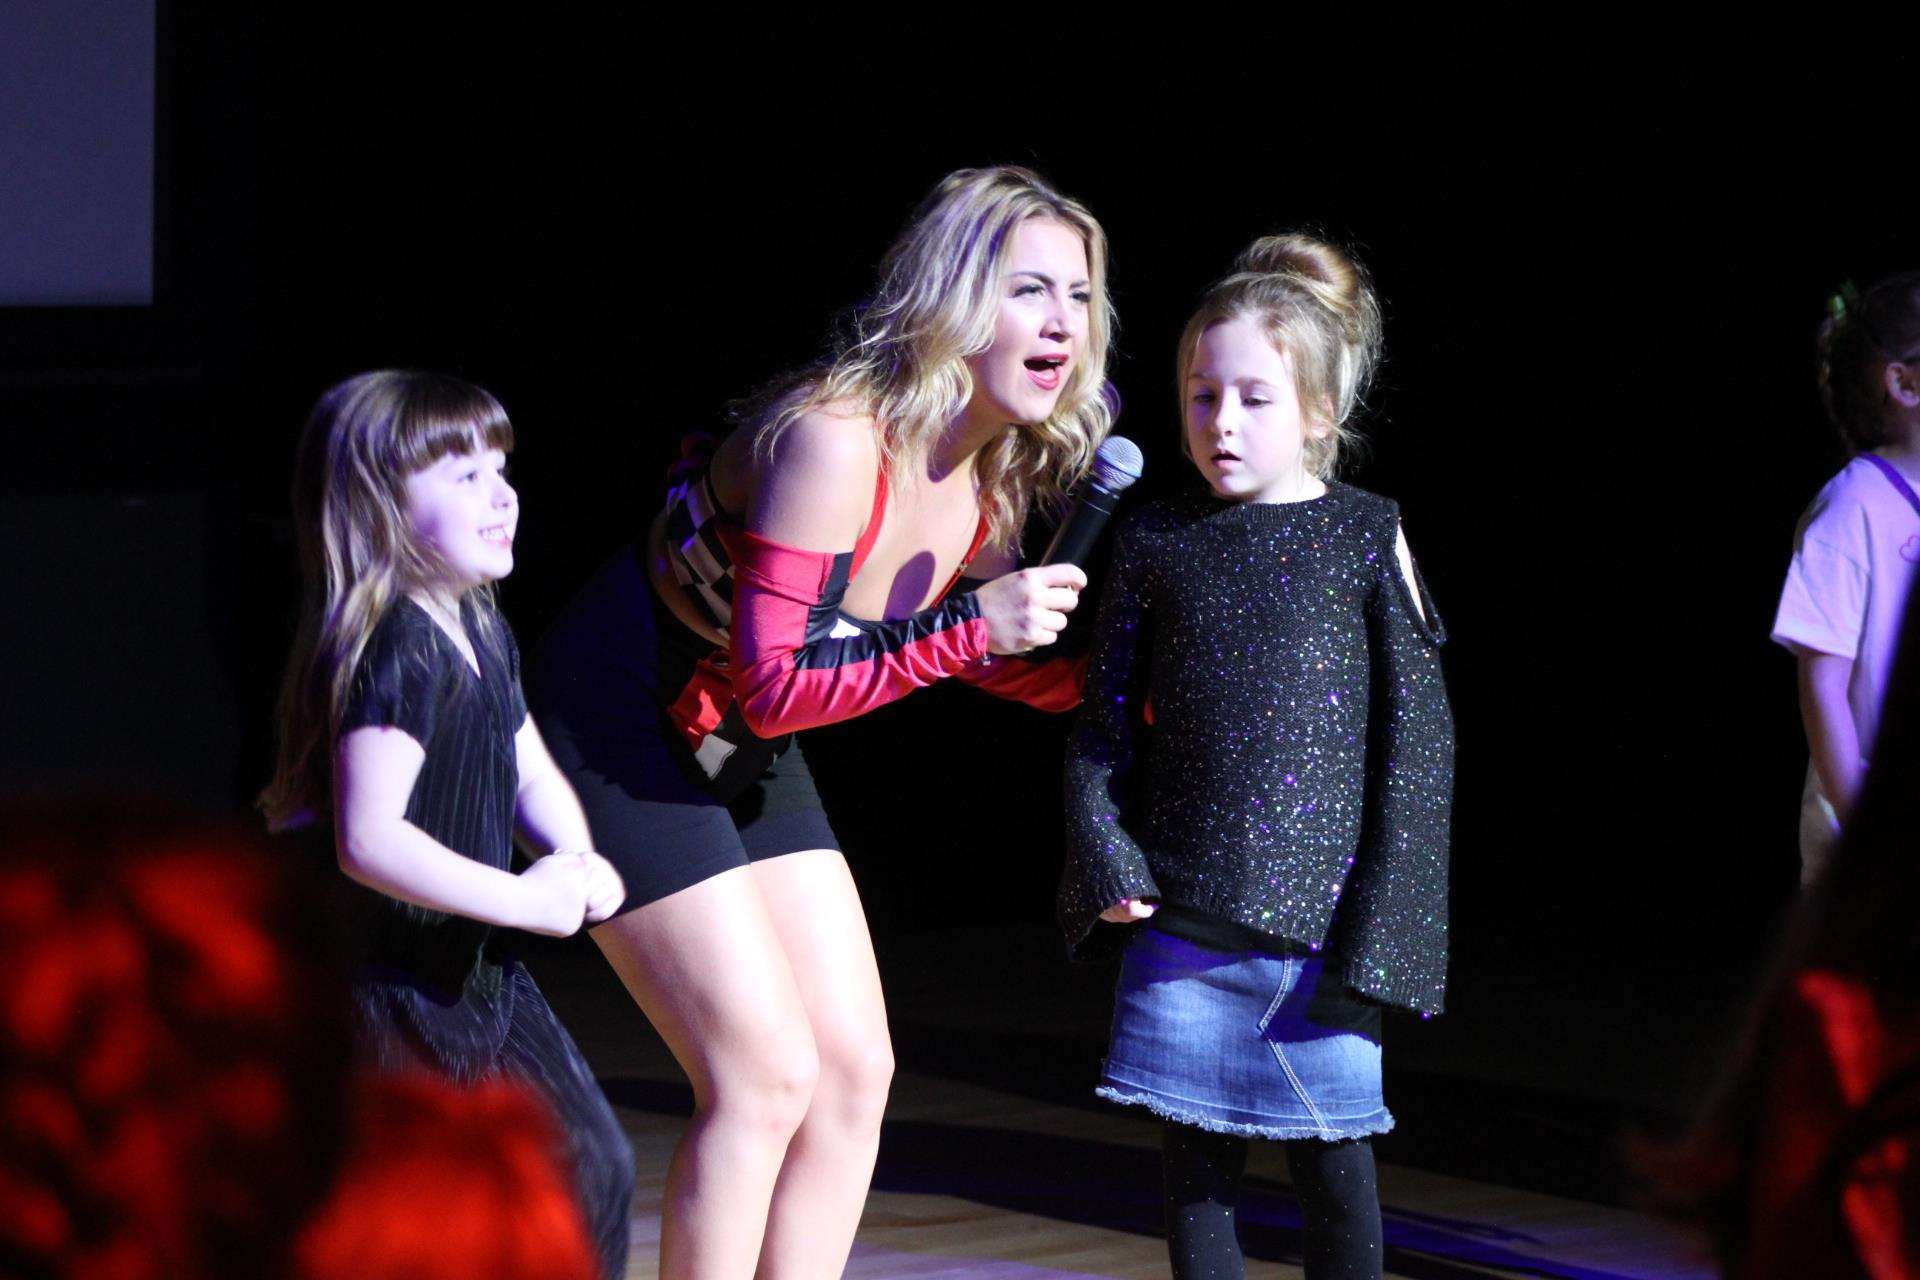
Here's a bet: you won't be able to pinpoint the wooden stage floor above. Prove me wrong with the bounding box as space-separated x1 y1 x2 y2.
531 925 1715 1280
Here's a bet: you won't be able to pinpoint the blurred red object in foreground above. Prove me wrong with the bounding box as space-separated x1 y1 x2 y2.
0 799 351 1278
294 1071 599 1280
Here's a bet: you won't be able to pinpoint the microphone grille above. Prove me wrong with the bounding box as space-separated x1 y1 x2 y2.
1089 435 1144 492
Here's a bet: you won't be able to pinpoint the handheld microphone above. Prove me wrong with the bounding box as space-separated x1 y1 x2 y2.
1041 435 1145 568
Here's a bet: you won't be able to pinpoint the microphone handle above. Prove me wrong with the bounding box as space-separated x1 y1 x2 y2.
1041 482 1122 568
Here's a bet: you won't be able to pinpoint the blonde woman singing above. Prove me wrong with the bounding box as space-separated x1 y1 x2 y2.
529 166 1116 1278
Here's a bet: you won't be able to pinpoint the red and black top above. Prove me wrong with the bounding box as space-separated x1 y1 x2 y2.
657 454 1083 757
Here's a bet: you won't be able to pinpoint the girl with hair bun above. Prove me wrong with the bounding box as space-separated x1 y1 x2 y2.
1060 234 1454 1278
530 166 1112 1277
1773 271 1920 884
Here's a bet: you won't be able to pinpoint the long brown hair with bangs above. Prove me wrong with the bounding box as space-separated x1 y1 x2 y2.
260 370 515 829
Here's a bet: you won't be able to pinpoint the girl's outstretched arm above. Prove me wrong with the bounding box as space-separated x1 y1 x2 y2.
513 717 593 855
1797 649 1864 822
513 717 626 920
1058 518 1161 957
334 726 595 937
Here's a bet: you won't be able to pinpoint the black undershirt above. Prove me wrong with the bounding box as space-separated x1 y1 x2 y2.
1150 904 1383 1039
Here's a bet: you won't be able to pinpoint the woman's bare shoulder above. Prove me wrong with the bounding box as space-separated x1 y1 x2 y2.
748 402 882 545
774 401 880 469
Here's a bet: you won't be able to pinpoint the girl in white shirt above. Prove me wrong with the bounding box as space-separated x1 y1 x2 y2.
1774 272 1920 883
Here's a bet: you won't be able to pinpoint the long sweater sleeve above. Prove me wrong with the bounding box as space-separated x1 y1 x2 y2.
1058 522 1161 957
1336 514 1454 1014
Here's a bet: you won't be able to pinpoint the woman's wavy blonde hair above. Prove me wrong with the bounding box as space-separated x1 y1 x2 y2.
1177 233 1382 480
753 166 1117 550
260 370 514 829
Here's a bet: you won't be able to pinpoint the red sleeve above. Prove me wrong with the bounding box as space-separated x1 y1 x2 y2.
724 525 990 736
950 648 1085 712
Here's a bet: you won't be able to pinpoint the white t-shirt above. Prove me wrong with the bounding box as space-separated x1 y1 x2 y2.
1772 454 1920 875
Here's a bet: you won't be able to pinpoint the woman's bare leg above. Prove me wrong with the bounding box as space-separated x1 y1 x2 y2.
747 850 894 1280
590 867 820 1280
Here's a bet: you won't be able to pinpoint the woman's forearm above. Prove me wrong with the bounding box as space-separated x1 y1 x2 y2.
726 525 989 736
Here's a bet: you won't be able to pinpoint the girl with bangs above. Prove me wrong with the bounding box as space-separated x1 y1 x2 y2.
262 370 634 1280
531 166 1114 1276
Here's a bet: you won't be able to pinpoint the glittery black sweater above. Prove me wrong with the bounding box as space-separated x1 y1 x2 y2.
1058 484 1454 1014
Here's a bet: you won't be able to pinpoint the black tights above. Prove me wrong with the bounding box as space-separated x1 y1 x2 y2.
1162 1123 1382 1280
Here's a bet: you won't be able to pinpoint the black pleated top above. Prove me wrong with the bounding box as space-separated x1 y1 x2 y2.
339 595 526 1008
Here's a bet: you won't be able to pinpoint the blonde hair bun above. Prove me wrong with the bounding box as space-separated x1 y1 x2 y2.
1235 234 1375 342
1238 234 1345 286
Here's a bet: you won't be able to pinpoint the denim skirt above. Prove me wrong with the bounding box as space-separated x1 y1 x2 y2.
1098 926 1394 1141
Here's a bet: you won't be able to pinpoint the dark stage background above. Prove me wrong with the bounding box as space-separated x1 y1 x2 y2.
5 16 1915 1155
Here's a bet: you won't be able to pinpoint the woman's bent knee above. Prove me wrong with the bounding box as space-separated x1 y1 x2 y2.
701 1040 821 1141
813 1037 893 1132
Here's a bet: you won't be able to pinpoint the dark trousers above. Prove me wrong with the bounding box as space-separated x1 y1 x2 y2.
356 961 635 1280
498 965 635 1280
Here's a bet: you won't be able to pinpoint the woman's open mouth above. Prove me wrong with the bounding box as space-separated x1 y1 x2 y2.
1024 355 1067 392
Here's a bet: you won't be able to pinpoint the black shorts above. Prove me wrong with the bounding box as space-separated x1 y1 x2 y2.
527 543 840 916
